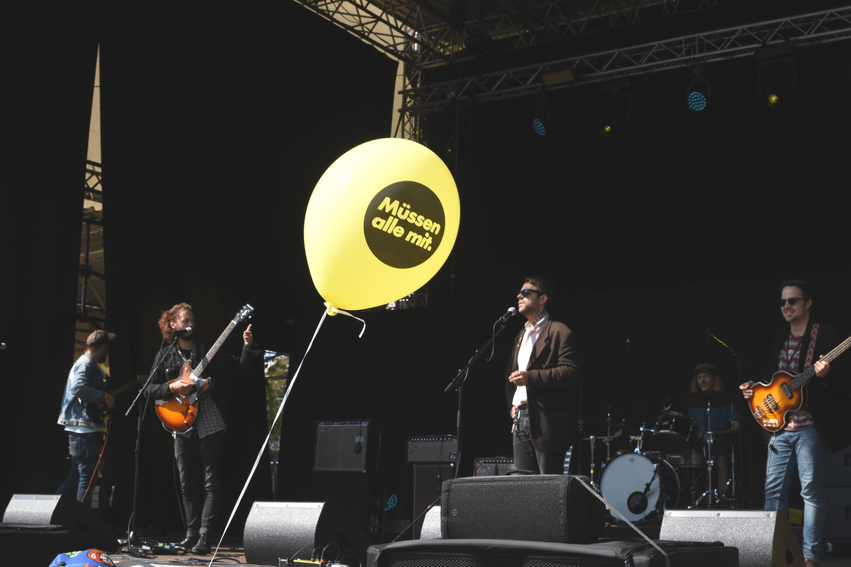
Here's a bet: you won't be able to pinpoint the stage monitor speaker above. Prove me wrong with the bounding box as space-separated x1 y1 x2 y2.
314 420 379 472
660 509 803 567
244 501 371 566
440 475 604 544
2 493 116 552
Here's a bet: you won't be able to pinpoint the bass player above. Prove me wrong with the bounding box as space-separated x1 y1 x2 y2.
740 280 851 567
146 303 260 554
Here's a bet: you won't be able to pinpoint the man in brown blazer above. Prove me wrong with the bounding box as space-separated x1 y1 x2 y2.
506 276 582 474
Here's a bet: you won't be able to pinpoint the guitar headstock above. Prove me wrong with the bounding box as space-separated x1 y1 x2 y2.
234 304 254 324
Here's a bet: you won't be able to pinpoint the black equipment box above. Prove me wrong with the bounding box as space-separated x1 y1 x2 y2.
406 435 458 463
473 456 517 476
314 420 379 472
367 538 739 567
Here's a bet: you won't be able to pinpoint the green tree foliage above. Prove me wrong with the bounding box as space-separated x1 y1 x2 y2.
264 353 289 460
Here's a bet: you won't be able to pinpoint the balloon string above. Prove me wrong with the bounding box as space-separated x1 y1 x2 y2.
324 302 367 338
207 307 330 566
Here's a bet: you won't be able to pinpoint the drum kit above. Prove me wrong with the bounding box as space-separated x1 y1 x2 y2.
582 390 737 523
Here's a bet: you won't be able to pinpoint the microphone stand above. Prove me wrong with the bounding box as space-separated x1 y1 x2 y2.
443 311 515 478
124 335 181 551
707 330 751 508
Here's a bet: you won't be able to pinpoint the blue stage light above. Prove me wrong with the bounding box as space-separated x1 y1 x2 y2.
532 118 546 136
687 91 707 112
685 68 712 113
385 493 398 511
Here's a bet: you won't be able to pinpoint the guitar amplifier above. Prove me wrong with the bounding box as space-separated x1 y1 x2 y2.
473 457 517 476
406 435 458 463
314 420 379 472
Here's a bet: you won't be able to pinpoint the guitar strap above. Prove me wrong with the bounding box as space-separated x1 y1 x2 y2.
804 322 820 369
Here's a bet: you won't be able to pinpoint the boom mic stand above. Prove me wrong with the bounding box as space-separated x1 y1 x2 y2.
124 335 182 551
707 328 752 508
443 309 516 478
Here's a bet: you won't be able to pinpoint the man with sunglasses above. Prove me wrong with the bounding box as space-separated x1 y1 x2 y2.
740 280 851 567
506 276 581 474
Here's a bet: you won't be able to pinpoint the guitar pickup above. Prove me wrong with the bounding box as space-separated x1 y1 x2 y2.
765 394 780 411
780 383 794 400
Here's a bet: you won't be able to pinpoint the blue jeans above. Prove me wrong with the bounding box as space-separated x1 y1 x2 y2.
57 431 102 505
512 409 566 474
763 426 826 560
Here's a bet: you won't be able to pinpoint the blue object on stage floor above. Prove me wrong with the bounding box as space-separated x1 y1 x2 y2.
49 549 115 567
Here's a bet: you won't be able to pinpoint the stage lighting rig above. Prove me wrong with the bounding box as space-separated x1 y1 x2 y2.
757 47 797 109
685 66 712 112
532 92 552 137
600 81 632 135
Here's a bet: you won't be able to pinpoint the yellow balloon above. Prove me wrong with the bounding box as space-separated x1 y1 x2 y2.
305 138 460 310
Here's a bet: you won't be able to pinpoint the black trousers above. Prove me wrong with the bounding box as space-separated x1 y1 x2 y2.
174 429 224 537
512 409 566 474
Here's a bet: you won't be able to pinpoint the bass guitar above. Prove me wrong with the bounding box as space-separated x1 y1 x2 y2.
154 304 254 432
747 333 851 432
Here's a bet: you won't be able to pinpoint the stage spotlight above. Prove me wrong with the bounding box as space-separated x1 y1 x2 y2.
600 81 631 135
757 51 797 109
685 67 711 112
532 93 552 137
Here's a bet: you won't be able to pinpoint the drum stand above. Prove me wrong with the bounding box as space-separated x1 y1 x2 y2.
719 444 740 508
694 429 720 509
582 433 619 488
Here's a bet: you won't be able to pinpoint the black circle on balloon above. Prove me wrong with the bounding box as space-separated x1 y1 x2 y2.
363 181 445 269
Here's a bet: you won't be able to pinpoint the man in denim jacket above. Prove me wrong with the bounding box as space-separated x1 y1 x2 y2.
57 329 115 504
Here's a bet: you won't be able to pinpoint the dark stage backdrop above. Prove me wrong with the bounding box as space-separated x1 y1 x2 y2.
97 2 399 535
5 0 851 539
0 4 99 515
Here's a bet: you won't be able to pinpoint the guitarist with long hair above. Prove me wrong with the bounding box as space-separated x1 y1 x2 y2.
146 303 260 555
740 280 851 567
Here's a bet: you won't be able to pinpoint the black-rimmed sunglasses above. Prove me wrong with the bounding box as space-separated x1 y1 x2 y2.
519 288 543 297
777 297 807 307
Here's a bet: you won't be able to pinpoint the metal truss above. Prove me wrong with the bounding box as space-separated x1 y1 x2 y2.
292 0 721 70
401 5 851 114
294 0 724 141
84 159 103 206
80 160 106 327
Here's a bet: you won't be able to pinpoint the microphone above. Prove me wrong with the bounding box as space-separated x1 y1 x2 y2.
497 307 516 323
169 327 193 336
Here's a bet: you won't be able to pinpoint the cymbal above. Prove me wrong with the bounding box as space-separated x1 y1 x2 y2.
682 390 735 408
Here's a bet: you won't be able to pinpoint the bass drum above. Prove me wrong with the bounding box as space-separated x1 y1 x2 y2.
599 452 680 522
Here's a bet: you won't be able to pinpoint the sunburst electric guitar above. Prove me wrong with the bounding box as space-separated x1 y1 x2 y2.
155 304 254 432
748 334 851 432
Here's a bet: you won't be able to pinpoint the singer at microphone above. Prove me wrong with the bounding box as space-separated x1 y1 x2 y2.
505 276 581 475
145 302 260 554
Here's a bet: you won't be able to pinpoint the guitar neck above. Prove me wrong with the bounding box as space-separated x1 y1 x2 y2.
108 375 148 398
789 333 851 390
192 320 238 377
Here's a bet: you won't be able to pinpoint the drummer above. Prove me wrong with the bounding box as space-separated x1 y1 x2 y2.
687 363 739 495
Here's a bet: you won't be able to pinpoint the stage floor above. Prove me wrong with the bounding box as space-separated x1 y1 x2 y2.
103 536 851 567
